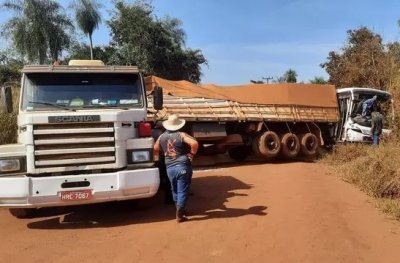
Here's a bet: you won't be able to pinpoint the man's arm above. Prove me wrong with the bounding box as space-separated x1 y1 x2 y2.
153 136 162 158
181 132 199 160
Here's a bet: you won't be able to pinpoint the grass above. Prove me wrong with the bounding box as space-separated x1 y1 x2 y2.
323 141 400 220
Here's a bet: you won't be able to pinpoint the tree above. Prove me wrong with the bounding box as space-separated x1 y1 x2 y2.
2 0 73 64
321 27 389 89
73 0 101 60
66 42 116 64
108 1 207 83
310 77 327 84
0 50 23 83
283 69 297 83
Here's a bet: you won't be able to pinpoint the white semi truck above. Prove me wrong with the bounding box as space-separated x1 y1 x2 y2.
0 60 163 218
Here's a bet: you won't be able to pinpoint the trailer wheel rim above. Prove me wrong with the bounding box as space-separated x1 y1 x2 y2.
287 136 297 151
305 136 316 151
265 136 278 151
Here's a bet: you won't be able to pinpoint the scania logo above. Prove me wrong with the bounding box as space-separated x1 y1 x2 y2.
48 115 101 123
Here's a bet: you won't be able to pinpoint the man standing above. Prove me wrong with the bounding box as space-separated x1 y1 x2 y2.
154 114 199 223
362 95 377 117
371 106 383 146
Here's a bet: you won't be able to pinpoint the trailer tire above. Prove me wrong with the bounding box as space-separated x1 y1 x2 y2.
9 208 37 219
299 133 319 157
228 146 249 162
280 133 300 159
251 134 264 157
258 131 281 158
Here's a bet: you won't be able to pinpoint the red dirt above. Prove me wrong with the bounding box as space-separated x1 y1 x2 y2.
1 162 400 263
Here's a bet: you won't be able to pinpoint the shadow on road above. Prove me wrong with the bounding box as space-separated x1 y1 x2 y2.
27 175 267 230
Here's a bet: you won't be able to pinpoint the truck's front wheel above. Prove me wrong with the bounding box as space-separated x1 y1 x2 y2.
9 208 37 219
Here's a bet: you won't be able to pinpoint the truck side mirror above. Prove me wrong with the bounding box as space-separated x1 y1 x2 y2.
0 86 13 113
153 86 163 111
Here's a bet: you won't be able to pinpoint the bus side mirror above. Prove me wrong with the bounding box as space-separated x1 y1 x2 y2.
0 86 13 113
153 86 163 111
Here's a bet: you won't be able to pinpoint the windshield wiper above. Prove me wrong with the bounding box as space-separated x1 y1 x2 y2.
28 101 76 112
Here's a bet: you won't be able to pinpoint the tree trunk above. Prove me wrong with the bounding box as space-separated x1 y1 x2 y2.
89 34 93 60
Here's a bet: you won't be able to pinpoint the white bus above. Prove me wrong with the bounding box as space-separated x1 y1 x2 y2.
335 87 392 143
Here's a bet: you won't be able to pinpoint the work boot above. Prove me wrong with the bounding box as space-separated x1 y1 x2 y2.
176 206 188 223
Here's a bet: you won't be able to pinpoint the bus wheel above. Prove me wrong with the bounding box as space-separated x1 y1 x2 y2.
280 133 300 159
258 131 281 158
299 133 319 157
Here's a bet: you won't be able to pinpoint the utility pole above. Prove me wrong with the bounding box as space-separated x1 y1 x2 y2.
262 76 273 84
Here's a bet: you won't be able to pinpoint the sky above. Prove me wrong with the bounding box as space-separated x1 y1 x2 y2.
1 0 400 85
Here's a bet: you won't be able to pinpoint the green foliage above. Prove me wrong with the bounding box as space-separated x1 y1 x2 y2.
2 0 74 64
309 76 327 84
283 69 297 83
108 0 207 83
0 51 22 83
321 27 393 89
0 86 19 144
73 0 102 60
66 43 116 64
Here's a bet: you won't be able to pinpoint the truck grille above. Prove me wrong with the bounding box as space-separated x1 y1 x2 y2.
33 122 115 168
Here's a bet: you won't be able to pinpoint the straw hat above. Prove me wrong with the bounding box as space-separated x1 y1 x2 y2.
162 114 186 131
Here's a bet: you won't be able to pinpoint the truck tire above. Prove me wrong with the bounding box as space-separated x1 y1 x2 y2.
280 133 300 159
299 133 319 157
258 131 281 158
228 146 249 162
251 133 264 158
9 208 37 219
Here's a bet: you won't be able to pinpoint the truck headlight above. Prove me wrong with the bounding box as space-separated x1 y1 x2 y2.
130 150 151 163
0 157 25 174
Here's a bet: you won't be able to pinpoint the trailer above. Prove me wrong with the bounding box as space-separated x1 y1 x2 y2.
146 76 339 161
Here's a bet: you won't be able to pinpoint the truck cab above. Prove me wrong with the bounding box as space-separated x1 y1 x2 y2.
335 87 392 143
0 60 163 217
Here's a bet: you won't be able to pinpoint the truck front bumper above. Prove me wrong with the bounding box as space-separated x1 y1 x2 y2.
0 168 160 208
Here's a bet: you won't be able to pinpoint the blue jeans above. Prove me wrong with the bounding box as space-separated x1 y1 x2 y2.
373 132 380 146
166 164 192 207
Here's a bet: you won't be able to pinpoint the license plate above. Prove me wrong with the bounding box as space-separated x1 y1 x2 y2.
60 190 92 201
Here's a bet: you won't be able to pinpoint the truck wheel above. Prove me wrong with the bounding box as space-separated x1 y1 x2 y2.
9 208 37 219
280 133 300 159
251 134 264 157
258 131 281 158
299 133 319 157
228 146 249 161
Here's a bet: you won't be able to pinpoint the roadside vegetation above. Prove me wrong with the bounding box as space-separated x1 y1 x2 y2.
323 142 400 220
322 27 400 220
0 86 19 144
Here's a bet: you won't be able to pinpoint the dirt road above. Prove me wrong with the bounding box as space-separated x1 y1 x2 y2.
1 162 400 263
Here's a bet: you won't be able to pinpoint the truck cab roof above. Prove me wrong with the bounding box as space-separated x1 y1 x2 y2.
21 63 140 74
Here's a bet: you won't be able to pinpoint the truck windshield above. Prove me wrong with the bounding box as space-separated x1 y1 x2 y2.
21 73 144 111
